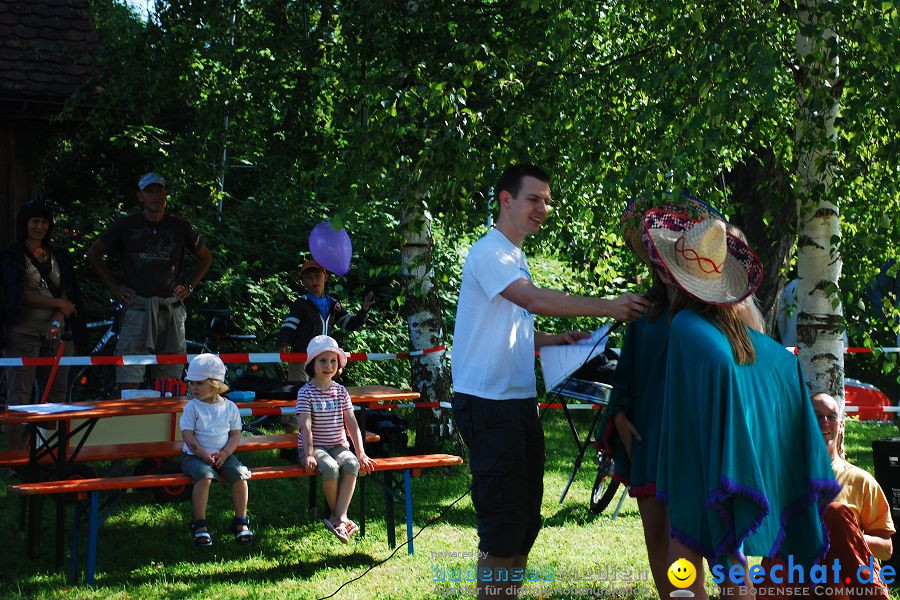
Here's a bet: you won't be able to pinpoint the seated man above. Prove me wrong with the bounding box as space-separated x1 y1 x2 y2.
759 392 894 599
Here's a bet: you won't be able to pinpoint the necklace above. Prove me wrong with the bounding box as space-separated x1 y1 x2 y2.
29 246 49 263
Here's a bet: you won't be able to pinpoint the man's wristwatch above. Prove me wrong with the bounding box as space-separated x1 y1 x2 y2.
185 283 194 294
50 319 62 328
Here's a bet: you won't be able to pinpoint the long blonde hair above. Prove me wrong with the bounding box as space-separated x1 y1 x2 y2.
726 223 766 334
671 288 756 365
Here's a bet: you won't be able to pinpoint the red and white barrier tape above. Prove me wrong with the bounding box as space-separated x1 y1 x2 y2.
237 400 453 417
786 346 900 354
0 345 446 368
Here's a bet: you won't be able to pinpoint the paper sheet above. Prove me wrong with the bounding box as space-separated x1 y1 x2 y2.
539 324 613 392
7 403 95 414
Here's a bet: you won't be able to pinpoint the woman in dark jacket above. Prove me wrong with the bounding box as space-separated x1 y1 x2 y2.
1 201 83 447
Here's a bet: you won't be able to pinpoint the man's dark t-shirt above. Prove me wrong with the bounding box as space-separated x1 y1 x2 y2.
98 213 203 298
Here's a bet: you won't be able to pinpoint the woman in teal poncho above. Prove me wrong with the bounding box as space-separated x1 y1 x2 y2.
641 209 839 600
599 195 724 598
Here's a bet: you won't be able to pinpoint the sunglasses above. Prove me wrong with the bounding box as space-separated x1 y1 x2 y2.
815 413 840 424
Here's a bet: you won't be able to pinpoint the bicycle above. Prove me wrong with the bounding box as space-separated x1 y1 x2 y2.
185 307 257 377
589 441 621 514
66 300 125 404
67 303 256 403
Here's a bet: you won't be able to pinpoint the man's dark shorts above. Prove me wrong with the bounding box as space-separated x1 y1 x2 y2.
452 392 545 558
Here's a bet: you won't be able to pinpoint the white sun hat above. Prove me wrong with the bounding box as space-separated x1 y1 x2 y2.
185 353 227 382
305 335 348 369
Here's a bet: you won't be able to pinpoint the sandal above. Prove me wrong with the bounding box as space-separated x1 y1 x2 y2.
323 518 348 543
343 519 358 537
231 516 254 545
190 519 212 547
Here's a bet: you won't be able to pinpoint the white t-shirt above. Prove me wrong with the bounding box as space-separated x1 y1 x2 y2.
452 228 536 399
180 397 242 455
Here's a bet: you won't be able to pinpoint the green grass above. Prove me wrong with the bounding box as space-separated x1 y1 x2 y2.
1 413 898 599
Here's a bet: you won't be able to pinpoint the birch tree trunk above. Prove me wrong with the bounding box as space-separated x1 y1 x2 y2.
401 203 453 451
795 0 844 404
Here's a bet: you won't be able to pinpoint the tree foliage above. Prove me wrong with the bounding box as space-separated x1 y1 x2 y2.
29 0 899 406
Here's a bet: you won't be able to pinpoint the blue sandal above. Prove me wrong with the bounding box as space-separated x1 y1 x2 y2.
190 519 212 547
231 516 254 545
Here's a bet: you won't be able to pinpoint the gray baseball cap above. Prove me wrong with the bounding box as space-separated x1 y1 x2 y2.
138 172 166 190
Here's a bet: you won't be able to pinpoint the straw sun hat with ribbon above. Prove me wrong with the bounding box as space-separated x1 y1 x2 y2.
640 208 764 306
620 193 726 267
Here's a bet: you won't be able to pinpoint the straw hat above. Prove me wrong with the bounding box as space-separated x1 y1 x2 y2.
620 193 725 267
641 209 763 305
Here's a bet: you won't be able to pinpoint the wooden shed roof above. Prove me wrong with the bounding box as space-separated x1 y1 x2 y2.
0 0 98 102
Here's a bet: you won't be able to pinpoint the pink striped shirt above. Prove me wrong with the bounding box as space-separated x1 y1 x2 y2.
296 381 352 453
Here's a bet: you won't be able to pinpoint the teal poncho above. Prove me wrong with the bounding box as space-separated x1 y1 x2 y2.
600 301 670 497
656 309 838 564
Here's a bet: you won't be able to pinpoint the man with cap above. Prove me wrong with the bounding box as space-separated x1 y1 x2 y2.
87 172 213 389
275 259 373 434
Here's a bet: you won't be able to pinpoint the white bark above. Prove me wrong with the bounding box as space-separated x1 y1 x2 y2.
796 0 844 405
401 204 452 447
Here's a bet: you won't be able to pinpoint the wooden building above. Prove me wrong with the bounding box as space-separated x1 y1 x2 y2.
0 0 98 246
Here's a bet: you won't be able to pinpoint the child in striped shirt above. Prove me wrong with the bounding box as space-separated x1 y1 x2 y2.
297 335 375 542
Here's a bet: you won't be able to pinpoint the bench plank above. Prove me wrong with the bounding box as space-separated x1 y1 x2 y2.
10 452 463 585
0 432 380 468
8 454 462 496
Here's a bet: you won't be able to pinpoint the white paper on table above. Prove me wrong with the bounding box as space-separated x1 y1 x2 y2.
539 323 613 393
7 403 95 414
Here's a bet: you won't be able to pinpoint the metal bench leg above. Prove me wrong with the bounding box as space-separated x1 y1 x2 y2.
307 475 317 518
70 501 81 582
27 496 41 559
360 474 366 537
404 469 413 555
384 472 395 548
55 495 66 568
85 491 99 585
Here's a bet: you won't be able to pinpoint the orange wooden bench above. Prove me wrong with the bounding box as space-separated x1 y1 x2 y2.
2 431 380 565
0 432 380 469
9 453 463 584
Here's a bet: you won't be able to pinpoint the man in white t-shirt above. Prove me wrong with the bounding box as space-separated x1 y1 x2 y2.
451 164 649 600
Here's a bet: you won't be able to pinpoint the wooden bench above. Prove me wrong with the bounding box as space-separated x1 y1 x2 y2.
0 432 380 469
2 431 381 566
9 453 463 584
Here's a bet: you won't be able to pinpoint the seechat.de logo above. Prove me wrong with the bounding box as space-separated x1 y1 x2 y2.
668 558 697 597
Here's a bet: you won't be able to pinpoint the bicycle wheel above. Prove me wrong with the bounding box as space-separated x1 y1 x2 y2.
149 460 192 503
589 450 620 514
68 365 117 403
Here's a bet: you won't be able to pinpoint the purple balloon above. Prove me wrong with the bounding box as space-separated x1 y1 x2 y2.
309 221 352 276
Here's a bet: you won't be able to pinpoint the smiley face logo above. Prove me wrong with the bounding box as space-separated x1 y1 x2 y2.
667 558 697 589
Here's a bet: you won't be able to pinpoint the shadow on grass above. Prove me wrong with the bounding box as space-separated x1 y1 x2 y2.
96 550 379 589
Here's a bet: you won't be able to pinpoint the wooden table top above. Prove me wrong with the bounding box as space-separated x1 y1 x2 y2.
0 385 420 425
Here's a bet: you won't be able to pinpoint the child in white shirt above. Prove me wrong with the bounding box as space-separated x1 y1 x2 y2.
180 353 252 547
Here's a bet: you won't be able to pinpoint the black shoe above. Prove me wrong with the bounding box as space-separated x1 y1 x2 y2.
279 448 300 463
